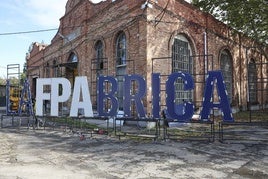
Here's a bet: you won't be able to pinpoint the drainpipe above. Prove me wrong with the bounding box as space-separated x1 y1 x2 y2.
246 47 251 121
239 34 242 110
204 31 208 74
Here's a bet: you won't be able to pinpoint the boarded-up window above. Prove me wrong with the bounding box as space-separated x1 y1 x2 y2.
220 49 233 103
95 40 104 73
116 31 127 109
248 59 257 103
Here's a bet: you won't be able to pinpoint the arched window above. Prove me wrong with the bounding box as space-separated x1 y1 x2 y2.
45 62 50 78
172 35 193 104
53 59 60 77
248 59 257 103
67 52 78 87
116 32 126 66
95 40 104 71
69 52 78 63
115 31 127 109
220 49 233 103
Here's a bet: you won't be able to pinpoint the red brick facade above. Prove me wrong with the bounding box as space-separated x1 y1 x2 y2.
26 0 267 116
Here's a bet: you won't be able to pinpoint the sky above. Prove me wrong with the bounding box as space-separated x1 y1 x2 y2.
0 0 102 78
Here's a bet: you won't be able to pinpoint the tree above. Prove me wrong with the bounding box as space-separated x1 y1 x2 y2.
192 0 268 59
20 62 27 84
0 77 5 85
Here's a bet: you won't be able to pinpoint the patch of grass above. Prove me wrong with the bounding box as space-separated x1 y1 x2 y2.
44 117 103 130
167 128 210 137
233 110 268 122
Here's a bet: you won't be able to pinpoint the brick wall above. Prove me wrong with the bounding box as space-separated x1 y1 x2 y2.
27 0 267 115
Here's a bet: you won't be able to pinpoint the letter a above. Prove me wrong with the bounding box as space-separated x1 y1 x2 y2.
200 71 234 122
70 76 93 117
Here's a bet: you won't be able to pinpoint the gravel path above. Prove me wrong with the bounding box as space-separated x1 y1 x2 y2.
0 126 267 179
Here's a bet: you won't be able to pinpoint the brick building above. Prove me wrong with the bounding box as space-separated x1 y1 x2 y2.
26 0 267 117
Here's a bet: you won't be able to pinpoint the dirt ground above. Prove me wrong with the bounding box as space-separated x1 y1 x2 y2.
0 117 268 179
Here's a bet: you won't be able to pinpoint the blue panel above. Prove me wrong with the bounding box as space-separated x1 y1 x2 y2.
123 75 146 117
165 72 194 122
200 71 234 122
97 76 118 117
152 73 160 118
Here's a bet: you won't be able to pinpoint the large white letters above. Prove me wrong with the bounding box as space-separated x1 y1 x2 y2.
51 78 71 116
36 78 52 116
70 76 93 117
36 78 71 116
36 77 93 117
